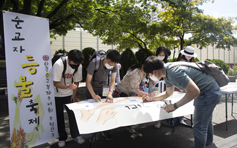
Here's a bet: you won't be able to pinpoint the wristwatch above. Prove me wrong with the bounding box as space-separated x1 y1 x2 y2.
174 103 179 109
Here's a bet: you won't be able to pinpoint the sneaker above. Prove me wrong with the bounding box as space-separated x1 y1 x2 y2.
126 126 136 133
154 121 161 128
180 119 187 125
58 141 65 147
102 132 113 141
74 136 85 144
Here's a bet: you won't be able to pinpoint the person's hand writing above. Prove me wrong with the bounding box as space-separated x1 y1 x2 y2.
164 104 175 113
92 94 101 102
106 94 113 103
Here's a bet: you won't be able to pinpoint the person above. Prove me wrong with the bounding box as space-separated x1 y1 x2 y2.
142 56 222 148
174 46 198 125
114 59 155 133
148 46 171 128
178 46 197 62
53 49 85 147
86 49 121 141
115 63 121 84
106 63 121 86
115 59 155 97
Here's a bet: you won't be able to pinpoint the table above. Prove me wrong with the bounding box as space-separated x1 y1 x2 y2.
66 91 194 134
220 85 237 131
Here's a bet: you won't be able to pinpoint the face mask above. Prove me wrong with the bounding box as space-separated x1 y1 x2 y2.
70 64 78 69
185 56 192 61
157 56 165 61
150 73 159 81
105 63 114 69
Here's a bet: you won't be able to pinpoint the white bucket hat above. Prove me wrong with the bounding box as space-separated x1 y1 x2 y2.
180 46 197 57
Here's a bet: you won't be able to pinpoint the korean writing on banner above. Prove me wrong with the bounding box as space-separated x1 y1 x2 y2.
3 11 58 147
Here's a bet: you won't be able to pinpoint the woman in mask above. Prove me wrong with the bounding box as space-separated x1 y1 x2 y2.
148 47 170 128
175 46 197 126
177 46 197 62
114 58 155 133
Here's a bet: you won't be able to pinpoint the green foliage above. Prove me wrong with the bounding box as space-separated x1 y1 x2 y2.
228 65 237 76
82 47 96 82
168 58 178 62
206 59 230 74
120 48 137 79
53 49 68 56
135 48 154 63
1 0 96 36
195 57 200 62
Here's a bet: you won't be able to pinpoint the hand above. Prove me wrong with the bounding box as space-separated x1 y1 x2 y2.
69 84 77 90
96 108 117 124
70 95 77 103
164 104 175 113
80 109 96 122
142 94 151 102
149 92 156 97
106 94 113 103
92 94 101 102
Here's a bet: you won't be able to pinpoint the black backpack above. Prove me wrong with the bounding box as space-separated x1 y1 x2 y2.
167 61 229 87
52 53 78 85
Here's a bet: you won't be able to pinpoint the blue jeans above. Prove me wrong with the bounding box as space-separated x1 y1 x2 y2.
193 82 222 148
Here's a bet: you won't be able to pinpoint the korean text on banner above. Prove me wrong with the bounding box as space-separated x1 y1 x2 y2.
3 11 58 147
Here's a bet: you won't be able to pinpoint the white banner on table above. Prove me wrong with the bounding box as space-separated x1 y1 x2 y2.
3 11 58 147
66 91 194 134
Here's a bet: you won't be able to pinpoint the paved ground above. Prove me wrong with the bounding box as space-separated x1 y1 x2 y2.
1 82 237 148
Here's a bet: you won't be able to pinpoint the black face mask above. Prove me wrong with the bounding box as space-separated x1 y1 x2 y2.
70 64 78 69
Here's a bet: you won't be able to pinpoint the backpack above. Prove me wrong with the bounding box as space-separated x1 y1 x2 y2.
85 50 107 72
52 53 78 85
166 60 229 87
85 50 113 85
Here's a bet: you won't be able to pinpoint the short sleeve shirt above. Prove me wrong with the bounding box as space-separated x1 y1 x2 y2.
163 63 216 93
53 56 82 97
86 58 118 91
116 68 144 96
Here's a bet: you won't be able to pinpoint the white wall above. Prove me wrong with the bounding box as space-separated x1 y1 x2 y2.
50 29 237 65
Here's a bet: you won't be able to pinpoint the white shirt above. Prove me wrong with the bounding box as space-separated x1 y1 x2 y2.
53 56 82 97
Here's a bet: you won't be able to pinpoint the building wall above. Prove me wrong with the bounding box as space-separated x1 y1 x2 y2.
50 29 237 66
50 29 115 57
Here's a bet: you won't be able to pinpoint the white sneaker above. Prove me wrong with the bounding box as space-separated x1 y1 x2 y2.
58 141 65 147
154 121 161 128
180 119 187 125
74 136 85 144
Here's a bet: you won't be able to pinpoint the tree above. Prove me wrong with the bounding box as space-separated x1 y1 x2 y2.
154 0 237 51
1 0 98 36
83 1 156 54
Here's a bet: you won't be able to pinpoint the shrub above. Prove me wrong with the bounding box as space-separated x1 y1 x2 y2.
82 47 96 81
206 59 230 74
168 58 178 62
53 49 68 56
228 65 237 75
120 48 137 79
135 48 154 63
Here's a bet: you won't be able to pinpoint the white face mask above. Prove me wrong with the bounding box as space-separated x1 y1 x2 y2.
157 56 165 61
105 63 114 69
150 73 159 81
185 56 192 61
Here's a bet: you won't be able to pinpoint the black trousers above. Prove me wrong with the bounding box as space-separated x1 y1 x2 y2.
55 96 80 141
